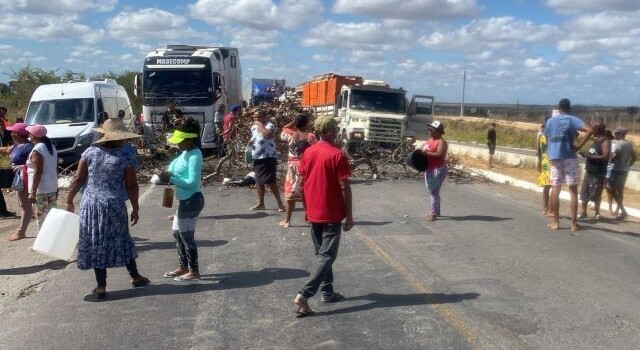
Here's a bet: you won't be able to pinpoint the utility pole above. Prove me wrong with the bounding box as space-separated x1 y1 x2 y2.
460 70 466 117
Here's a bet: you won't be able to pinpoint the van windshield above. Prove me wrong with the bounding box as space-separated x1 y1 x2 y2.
26 98 95 125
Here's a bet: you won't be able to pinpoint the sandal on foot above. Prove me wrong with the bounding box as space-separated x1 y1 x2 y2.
296 307 315 318
250 204 265 211
294 295 315 318
174 274 200 282
132 277 150 288
164 270 186 278
7 233 25 241
321 293 345 303
92 288 106 299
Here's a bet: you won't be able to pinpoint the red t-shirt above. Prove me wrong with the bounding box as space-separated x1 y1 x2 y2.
300 141 351 223
222 113 235 141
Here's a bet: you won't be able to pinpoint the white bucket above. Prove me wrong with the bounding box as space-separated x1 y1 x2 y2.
33 208 80 261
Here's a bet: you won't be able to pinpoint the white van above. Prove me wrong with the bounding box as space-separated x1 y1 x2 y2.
25 79 135 165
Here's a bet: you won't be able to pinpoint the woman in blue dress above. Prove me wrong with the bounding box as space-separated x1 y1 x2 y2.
65 118 149 299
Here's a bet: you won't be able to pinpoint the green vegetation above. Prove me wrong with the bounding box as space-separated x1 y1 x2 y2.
0 66 140 121
444 119 538 150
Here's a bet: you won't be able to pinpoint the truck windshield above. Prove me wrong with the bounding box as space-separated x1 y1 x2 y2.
26 98 95 125
350 90 405 113
143 70 213 106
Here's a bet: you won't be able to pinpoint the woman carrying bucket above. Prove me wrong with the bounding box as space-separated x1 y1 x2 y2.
66 118 149 299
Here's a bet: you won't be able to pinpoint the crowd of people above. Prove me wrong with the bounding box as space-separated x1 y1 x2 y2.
535 99 636 233
0 113 59 241
0 99 636 313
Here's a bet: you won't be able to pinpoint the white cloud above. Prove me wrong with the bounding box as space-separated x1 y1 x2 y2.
312 54 333 62
0 0 116 14
333 0 481 19
524 57 544 68
106 8 208 49
545 0 640 13
68 45 108 58
0 13 91 40
588 65 615 75
420 17 559 52
302 21 412 52
228 28 280 54
189 0 323 30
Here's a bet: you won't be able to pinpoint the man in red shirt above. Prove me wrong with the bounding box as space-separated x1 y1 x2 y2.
219 105 240 156
293 116 353 317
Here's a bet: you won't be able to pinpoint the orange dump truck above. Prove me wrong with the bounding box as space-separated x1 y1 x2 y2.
298 73 434 149
300 73 363 113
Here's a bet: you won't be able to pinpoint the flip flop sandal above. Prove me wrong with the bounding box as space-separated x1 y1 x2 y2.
164 270 185 278
132 277 150 288
296 307 315 318
174 275 200 282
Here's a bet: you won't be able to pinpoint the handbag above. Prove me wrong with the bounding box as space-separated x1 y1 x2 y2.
11 168 23 191
244 145 253 164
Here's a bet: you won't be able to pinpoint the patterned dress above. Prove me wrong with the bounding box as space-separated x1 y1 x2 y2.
280 127 316 201
76 146 137 270
537 134 551 187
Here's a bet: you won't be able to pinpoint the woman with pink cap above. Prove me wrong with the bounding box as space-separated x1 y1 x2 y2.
25 124 58 225
0 123 34 240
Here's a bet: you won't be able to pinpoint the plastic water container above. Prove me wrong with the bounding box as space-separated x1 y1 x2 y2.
33 208 80 261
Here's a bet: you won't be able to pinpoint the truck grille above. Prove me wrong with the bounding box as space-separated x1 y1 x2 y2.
52 138 76 151
368 118 403 143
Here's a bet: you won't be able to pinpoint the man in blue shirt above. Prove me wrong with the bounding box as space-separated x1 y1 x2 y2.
544 98 592 233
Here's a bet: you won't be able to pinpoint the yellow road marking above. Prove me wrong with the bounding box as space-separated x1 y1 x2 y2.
354 227 479 348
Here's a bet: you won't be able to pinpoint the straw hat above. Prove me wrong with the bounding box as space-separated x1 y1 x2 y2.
93 118 140 144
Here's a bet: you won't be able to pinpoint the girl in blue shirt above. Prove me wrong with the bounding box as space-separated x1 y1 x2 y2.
160 119 205 281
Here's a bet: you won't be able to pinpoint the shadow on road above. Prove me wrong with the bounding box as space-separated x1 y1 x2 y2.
314 292 480 317
200 212 270 220
440 215 512 222
136 239 228 253
83 267 308 302
578 223 640 238
0 260 72 275
356 221 393 226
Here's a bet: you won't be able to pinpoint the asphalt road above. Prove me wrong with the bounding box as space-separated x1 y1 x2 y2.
1 179 639 350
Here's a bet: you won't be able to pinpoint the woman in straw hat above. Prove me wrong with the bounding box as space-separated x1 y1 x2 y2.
66 118 149 299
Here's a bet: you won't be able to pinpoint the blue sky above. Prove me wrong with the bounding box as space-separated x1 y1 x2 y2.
1 0 639 106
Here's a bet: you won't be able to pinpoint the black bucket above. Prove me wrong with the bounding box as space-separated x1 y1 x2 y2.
406 149 428 172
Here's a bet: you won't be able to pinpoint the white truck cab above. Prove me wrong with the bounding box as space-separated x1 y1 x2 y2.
25 79 134 165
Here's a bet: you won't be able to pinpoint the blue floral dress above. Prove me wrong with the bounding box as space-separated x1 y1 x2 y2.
76 146 137 270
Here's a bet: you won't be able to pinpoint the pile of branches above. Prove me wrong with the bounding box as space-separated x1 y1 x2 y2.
131 95 483 185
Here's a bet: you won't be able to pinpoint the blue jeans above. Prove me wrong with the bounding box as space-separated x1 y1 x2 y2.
299 223 341 299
